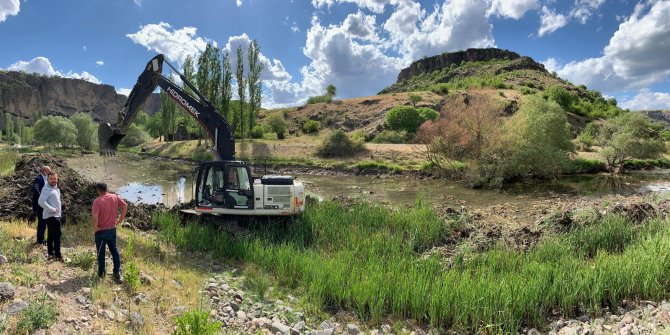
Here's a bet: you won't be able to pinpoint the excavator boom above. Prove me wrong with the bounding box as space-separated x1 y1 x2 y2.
98 54 235 161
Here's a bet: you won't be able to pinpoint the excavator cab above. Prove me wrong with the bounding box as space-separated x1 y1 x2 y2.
196 162 254 210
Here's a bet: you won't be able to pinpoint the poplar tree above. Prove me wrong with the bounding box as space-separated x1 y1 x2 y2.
235 45 246 137
247 40 264 138
221 51 233 122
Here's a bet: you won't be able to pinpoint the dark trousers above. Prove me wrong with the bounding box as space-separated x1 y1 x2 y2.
95 228 120 276
45 217 61 257
36 210 47 243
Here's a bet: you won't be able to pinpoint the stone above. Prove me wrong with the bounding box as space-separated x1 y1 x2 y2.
173 306 187 314
130 312 144 327
316 329 335 335
622 315 634 325
347 323 361 335
0 255 8 264
236 310 247 321
290 327 301 335
134 293 148 304
294 321 306 331
139 273 154 285
0 282 15 300
81 287 91 296
271 321 292 335
104 309 115 320
76 295 89 305
320 320 333 330
381 324 392 334
578 315 590 323
230 301 240 311
6 300 28 314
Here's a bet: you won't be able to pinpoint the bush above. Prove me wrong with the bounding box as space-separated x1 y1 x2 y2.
174 309 222 335
372 130 408 144
306 95 332 104
302 120 320 134
316 130 365 158
250 125 265 139
33 116 77 147
16 296 57 334
577 123 599 150
120 124 152 147
265 113 287 139
68 251 96 271
386 106 424 133
71 112 96 150
417 107 439 122
545 86 576 112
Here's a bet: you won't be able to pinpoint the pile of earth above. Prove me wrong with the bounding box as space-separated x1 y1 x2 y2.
0 154 166 230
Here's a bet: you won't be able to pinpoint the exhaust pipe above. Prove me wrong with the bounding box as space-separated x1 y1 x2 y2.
98 123 126 156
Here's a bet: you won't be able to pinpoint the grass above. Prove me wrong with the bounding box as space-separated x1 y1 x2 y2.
156 200 670 333
16 296 57 333
0 151 19 176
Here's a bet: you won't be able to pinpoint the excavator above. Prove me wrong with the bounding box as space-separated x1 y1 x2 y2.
98 54 306 218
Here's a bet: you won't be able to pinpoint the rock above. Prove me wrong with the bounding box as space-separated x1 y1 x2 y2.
578 315 590 323
130 312 144 327
173 306 187 314
347 323 361 335
6 300 28 314
0 282 15 300
140 273 154 285
290 327 301 335
622 315 634 324
234 292 244 303
381 324 392 334
134 293 148 304
104 309 115 320
0 255 7 265
271 321 292 335
294 321 305 331
230 301 240 311
316 329 335 335
76 295 89 305
320 320 333 330
559 326 579 335
236 310 247 321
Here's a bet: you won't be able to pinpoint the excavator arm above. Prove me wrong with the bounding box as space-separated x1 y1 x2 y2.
98 54 235 161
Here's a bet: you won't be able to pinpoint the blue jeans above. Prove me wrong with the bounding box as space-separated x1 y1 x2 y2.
95 228 120 276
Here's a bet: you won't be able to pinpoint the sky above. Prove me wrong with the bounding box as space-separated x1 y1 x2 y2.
0 0 669 110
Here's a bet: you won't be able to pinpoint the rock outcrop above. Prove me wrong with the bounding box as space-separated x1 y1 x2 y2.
639 110 670 129
396 48 543 82
0 71 160 127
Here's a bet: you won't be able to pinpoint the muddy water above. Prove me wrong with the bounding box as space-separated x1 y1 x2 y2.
65 153 670 209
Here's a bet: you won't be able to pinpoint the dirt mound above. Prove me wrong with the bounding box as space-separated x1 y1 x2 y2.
606 202 656 223
0 154 162 229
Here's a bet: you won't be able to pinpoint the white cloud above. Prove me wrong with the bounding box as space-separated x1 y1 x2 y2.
538 6 567 36
236 0 242 7
0 0 20 22
96 60 105 66
551 1 670 93
343 11 378 40
570 0 605 24
133 0 141 6
116 88 132 96
311 0 393 13
5 56 101 84
291 22 300 33
126 22 213 65
488 0 539 20
620 90 670 110
222 33 292 83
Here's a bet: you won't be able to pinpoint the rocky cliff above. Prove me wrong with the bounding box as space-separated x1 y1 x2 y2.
0 71 160 127
639 110 670 129
396 48 542 82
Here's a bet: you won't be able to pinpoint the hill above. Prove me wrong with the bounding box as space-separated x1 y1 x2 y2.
0 71 160 129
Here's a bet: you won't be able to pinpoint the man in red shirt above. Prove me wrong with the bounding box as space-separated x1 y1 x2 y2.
92 182 128 283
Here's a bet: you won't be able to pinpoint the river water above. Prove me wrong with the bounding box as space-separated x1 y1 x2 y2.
65 153 670 209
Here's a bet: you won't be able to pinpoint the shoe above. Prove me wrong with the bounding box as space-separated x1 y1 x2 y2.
112 273 123 284
54 255 64 262
47 255 54 261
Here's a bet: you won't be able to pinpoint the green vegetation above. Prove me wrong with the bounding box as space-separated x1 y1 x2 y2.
0 151 19 176
302 120 320 134
355 160 402 172
71 112 96 150
597 113 666 173
264 112 288 139
173 309 222 335
156 200 670 333
386 106 425 133
120 123 152 147
307 84 337 104
67 251 96 271
16 296 57 334
316 130 365 158
33 115 77 147
250 125 265 139
372 130 408 144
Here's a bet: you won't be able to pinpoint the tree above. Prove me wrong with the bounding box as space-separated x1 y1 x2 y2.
386 106 424 133
4 113 14 141
326 84 336 98
597 112 666 173
235 46 246 137
120 124 151 147
180 55 200 140
71 112 96 150
408 93 422 107
247 40 264 138
220 51 233 121
316 130 365 158
159 90 178 141
544 86 575 112
33 116 77 147
264 113 287 139
144 112 163 139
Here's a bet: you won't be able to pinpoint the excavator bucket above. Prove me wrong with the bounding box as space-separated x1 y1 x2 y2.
98 122 125 156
